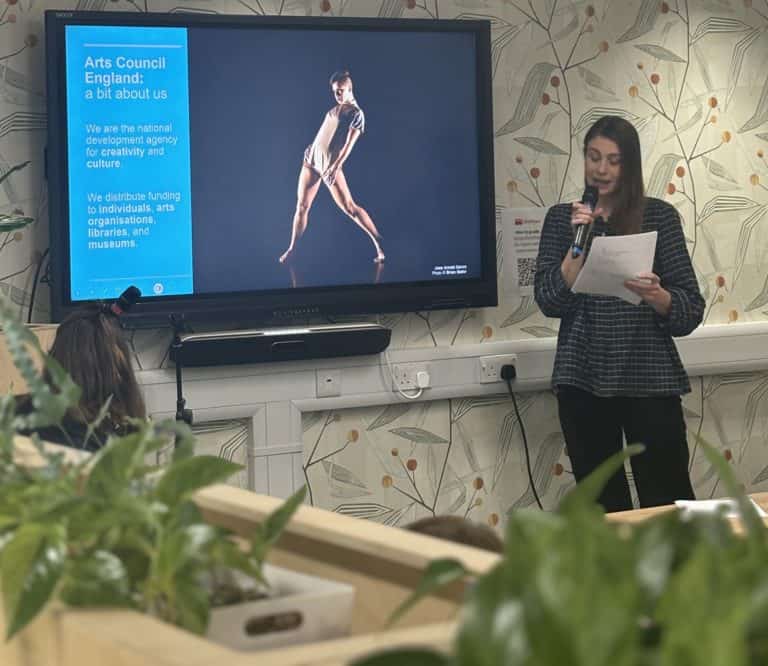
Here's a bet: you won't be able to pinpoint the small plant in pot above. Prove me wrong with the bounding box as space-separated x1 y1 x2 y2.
354 444 768 666
0 293 310 647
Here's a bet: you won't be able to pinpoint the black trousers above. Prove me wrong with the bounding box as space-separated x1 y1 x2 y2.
556 386 696 512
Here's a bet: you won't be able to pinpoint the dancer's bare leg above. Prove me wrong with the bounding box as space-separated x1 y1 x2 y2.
328 170 385 262
279 164 322 263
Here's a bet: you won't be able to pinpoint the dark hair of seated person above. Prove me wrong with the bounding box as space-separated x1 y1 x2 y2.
15 304 146 451
404 515 504 553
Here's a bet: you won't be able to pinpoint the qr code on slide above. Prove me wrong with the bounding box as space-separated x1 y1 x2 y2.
516 257 536 287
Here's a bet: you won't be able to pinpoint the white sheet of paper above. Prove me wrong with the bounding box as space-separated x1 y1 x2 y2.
674 498 767 519
571 231 658 305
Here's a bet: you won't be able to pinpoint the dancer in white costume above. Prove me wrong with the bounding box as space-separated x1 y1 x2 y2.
279 70 384 264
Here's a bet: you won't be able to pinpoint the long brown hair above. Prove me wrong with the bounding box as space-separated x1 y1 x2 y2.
584 116 645 235
47 305 146 428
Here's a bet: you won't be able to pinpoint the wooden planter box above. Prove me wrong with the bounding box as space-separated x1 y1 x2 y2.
1 439 499 666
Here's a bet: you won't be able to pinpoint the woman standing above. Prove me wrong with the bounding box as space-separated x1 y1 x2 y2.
534 116 704 511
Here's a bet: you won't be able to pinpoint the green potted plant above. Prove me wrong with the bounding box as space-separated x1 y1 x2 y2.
354 444 768 666
0 293 354 651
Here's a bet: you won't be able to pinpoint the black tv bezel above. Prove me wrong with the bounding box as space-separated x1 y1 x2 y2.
45 10 497 328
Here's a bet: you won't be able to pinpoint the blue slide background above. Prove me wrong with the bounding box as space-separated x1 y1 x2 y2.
66 25 193 300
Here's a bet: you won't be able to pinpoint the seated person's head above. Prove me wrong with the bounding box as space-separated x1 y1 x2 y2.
47 304 146 430
404 515 503 553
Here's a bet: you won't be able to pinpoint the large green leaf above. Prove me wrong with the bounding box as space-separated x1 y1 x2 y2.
154 524 218 584
0 523 66 639
59 550 133 608
557 444 644 516
85 430 151 497
388 558 468 627
250 485 307 563
154 456 242 506
170 568 210 635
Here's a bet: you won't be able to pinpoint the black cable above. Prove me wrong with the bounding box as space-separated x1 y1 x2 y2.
503 366 544 510
27 247 50 324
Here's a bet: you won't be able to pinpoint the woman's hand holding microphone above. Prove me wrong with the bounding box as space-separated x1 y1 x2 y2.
561 201 603 288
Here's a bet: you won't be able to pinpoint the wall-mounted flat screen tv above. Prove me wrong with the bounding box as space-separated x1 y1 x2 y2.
45 10 496 327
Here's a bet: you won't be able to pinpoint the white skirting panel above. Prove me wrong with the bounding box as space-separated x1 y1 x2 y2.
139 321 768 497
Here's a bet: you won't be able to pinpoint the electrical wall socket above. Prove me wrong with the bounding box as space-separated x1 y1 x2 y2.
392 363 430 391
316 369 342 398
478 354 517 383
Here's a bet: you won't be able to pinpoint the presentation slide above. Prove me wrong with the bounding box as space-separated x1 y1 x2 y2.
65 25 193 300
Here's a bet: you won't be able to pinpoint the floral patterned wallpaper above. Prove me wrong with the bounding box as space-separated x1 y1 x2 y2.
2 0 768 531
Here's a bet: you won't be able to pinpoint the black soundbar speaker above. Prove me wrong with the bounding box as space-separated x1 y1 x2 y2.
169 323 391 367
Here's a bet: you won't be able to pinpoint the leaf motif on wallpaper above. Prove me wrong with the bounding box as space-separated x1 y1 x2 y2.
575 67 616 98
0 282 30 307
703 371 766 399
492 26 524 79
0 159 32 200
0 63 44 97
520 325 558 338
412 309 461 343
756 133 768 143
514 136 567 156
555 482 576 503
443 470 467 514
335 503 408 527
376 0 404 19
732 206 768 287
378 313 406 330
702 157 739 189
509 432 564 510
492 396 537 491
462 438 481 474
572 107 642 136
633 43 686 63
646 153 682 198
302 411 325 433
695 461 719 487
452 396 514 422
454 12 511 30
367 404 411 431
333 503 396 521
616 0 661 43
691 17 750 44
754 463 768 486
0 112 46 140
745 272 768 312
539 110 560 138
426 446 439 493
321 460 371 499
550 9 579 42
457 13 522 77
682 405 701 419
725 28 762 110
691 44 714 93
500 296 538 328
662 105 703 142
699 227 723 273
739 70 768 133
738 377 768 462
699 195 761 223
496 229 503 275
389 427 448 445
495 62 557 137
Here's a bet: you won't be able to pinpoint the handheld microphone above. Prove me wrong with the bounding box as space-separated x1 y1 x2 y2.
110 286 141 316
572 184 599 258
